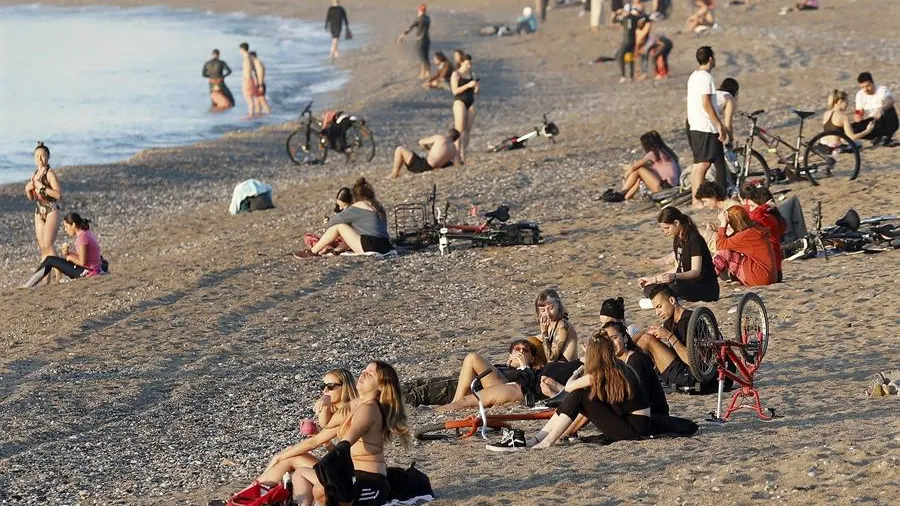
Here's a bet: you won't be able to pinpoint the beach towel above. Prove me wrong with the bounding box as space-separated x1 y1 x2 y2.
229 179 274 215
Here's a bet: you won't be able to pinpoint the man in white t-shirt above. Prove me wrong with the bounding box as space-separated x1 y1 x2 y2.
852 72 897 146
685 46 727 208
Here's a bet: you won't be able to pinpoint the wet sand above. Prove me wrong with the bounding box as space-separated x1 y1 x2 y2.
1 0 899 504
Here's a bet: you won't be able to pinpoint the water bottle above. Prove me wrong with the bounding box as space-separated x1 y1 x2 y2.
282 472 293 498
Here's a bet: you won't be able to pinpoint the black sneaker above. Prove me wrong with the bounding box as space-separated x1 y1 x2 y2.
485 428 527 452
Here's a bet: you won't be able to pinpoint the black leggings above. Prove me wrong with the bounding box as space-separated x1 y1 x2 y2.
25 256 87 287
852 107 899 140
670 278 720 303
556 389 651 441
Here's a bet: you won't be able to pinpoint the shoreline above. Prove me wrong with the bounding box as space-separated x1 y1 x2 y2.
1 1 899 504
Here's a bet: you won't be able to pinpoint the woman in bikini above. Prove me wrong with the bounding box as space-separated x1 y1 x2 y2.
291 361 410 506
24 142 62 262
450 53 479 164
532 289 580 397
254 368 358 488
822 89 874 145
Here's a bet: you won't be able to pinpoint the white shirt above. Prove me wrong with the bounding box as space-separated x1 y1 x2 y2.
855 85 893 120
687 69 719 133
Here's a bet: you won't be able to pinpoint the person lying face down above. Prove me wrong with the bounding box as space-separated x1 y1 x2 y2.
435 339 542 413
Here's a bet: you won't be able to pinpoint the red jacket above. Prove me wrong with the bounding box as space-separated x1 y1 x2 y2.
716 226 778 286
748 204 785 273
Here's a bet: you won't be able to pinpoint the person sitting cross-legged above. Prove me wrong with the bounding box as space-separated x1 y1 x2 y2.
390 129 460 178
436 339 543 412
633 284 702 392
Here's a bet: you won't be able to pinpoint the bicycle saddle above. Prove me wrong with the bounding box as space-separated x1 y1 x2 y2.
484 205 510 222
792 109 816 119
835 209 860 231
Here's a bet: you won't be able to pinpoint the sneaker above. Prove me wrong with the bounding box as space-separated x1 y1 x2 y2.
485 428 527 452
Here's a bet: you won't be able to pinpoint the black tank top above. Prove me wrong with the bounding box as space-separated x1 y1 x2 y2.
823 112 842 134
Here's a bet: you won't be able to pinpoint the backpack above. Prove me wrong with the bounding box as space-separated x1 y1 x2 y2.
386 463 435 503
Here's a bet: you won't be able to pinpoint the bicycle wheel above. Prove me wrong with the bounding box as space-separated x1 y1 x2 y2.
346 122 376 163
286 124 328 165
736 292 769 366
803 131 861 181
735 147 772 188
686 307 720 385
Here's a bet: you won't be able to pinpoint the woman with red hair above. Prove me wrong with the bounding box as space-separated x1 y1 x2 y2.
714 206 777 286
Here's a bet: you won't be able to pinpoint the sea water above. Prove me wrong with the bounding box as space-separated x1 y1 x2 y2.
0 4 354 183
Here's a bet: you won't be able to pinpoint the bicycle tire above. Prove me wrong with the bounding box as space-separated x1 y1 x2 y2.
736 292 769 366
346 123 376 163
489 138 516 153
286 124 328 165
686 307 720 384
803 131 861 181
735 147 772 188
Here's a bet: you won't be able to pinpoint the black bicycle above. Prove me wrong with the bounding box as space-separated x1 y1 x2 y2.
488 115 559 152
286 101 376 165
783 201 899 260
737 109 861 185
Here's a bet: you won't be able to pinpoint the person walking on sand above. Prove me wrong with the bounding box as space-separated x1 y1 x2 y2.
239 42 258 118
201 49 235 110
250 51 271 115
325 0 352 62
24 142 62 264
686 45 727 208
398 3 431 79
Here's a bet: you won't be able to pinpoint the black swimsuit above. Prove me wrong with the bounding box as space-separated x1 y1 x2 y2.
455 75 475 109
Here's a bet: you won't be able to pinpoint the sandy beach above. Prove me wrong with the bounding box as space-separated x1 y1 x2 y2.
1 0 899 504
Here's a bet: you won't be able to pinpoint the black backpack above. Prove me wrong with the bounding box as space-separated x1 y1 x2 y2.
386 462 434 503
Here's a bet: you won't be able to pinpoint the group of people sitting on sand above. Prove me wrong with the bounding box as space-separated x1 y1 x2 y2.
20 142 106 289
432 286 702 451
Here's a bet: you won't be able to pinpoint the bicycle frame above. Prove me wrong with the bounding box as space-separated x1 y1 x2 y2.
710 340 772 421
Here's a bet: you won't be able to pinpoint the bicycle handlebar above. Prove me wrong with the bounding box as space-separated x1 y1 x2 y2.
739 109 765 119
301 101 313 116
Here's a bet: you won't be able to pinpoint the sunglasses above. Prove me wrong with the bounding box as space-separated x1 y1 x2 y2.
322 382 343 391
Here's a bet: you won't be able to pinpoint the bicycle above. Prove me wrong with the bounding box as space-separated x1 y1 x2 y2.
392 185 543 251
684 292 775 422
415 370 556 441
487 114 559 152
736 109 861 185
285 101 376 165
783 201 900 261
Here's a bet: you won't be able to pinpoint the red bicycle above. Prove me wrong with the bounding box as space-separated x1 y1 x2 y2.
415 370 555 440
686 292 775 422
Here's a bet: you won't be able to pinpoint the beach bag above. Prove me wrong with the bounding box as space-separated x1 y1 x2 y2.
240 192 275 213
226 482 291 506
386 463 435 503
401 377 458 406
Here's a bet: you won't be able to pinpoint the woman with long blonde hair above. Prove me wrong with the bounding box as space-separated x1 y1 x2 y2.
487 336 652 451
290 361 409 505
24 142 62 262
255 368 358 488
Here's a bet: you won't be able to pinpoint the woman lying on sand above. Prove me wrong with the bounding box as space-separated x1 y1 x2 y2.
436 339 543 412
23 212 103 288
258 369 358 484
713 206 777 287
24 142 62 262
640 207 720 302
486 335 653 451
294 178 392 257
621 131 680 199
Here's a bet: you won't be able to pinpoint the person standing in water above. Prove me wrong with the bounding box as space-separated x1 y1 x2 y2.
250 51 271 115
201 49 234 110
398 3 431 79
325 0 352 62
238 42 258 118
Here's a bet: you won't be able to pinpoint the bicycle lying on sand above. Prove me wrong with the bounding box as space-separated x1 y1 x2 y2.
415 370 556 440
392 185 543 251
783 201 899 260
685 292 775 422
285 101 376 165
487 114 559 152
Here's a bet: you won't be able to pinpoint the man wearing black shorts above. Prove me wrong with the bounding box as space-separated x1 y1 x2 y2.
686 46 727 207
390 129 460 179
634 284 699 390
